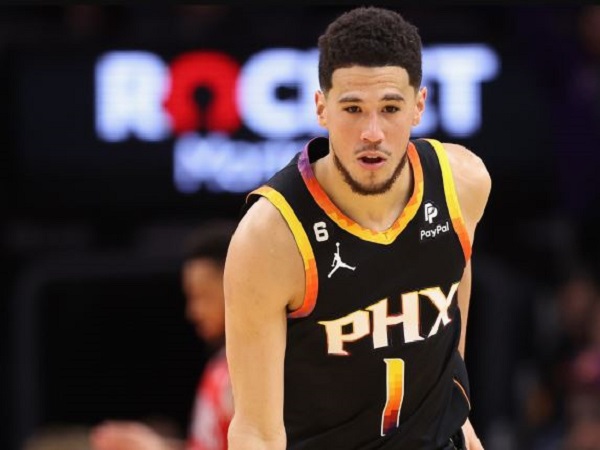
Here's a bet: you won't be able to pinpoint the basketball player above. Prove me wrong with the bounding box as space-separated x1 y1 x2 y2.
224 6 490 450
91 221 235 450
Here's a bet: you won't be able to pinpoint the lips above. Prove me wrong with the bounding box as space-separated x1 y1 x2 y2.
360 155 384 164
357 154 387 170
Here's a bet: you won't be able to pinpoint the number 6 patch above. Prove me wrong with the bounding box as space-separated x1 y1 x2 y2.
313 221 329 242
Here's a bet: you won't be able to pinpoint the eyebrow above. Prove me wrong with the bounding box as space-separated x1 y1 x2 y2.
338 93 406 103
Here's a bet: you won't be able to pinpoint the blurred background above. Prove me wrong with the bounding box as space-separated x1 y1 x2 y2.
2 5 600 450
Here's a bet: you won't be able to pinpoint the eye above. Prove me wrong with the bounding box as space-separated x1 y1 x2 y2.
383 105 400 113
344 105 361 113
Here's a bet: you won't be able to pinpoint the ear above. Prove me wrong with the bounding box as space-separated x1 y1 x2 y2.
412 87 427 126
315 90 327 128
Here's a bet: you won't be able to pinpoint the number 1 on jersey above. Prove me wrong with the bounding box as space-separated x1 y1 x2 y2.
381 358 405 436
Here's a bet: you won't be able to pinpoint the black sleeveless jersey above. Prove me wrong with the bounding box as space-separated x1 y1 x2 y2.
244 137 472 450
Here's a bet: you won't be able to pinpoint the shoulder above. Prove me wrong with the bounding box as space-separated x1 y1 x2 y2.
442 142 492 225
225 196 305 310
232 196 300 265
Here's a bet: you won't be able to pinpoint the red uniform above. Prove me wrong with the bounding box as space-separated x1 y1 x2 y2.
187 349 233 450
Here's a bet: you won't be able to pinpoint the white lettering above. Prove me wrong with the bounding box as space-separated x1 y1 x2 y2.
320 283 459 354
319 311 370 356
95 51 171 141
173 133 300 193
415 45 500 137
420 221 450 239
366 295 424 348
238 48 322 139
94 46 500 194
96 45 500 144
420 283 459 337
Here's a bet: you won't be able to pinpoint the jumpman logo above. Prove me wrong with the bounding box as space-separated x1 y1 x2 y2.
328 242 356 278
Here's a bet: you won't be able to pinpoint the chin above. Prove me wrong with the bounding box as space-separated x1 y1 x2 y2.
202 333 225 349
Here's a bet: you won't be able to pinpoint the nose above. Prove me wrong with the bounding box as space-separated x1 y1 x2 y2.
360 112 384 144
186 298 204 323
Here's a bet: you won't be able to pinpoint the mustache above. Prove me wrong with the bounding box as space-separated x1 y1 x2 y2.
355 143 391 155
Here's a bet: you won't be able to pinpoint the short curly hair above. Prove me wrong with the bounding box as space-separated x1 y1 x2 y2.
318 7 422 92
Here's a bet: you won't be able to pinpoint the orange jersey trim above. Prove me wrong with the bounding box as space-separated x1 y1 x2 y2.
298 142 424 245
425 139 472 262
248 186 318 318
453 378 472 411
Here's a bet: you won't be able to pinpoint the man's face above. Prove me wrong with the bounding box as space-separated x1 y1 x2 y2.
315 66 426 195
182 258 225 347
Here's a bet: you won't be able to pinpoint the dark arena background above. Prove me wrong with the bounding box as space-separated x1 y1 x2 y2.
2 5 600 450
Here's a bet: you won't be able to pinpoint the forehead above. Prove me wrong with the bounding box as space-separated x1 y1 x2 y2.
183 259 223 283
329 66 413 98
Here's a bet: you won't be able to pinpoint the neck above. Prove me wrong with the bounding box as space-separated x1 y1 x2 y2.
314 154 413 232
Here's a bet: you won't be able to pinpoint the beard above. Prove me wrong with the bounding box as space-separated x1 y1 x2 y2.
332 145 408 196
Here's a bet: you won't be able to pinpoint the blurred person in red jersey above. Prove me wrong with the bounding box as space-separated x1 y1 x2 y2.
90 220 236 450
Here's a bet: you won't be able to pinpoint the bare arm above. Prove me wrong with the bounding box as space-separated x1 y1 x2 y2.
444 143 491 450
444 142 491 359
224 198 304 450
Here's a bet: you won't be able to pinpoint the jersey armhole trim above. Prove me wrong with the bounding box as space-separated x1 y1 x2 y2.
249 185 318 319
425 139 472 263
453 378 472 411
